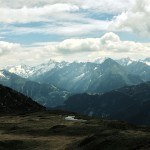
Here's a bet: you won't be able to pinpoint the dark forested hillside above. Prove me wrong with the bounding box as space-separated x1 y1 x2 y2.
62 82 150 125
0 84 45 114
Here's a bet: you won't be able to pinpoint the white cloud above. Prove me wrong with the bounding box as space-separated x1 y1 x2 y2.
0 41 20 56
44 32 150 54
0 0 133 24
0 32 149 67
3 20 110 36
0 2 111 37
111 0 150 36
0 0 149 67
0 0 135 38
77 0 132 14
0 4 79 23
0 0 132 13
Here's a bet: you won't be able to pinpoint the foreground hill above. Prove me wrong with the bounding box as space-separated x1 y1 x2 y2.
0 111 150 150
62 82 150 125
0 84 45 113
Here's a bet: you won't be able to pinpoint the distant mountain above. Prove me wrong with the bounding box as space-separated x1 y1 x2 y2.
6 64 34 78
61 82 150 125
126 61 150 81
33 58 143 93
3 58 148 95
0 84 45 114
6 59 69 78
5 58 150 79
116 57 135 66
93 57 108 64
0 70 70 107
140 58 150 66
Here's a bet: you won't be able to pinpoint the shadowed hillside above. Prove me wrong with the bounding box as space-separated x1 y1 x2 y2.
62 82 150 125
0 84 45 114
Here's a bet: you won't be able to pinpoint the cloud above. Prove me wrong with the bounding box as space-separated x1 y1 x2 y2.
0 0 149 67
0 3 79 23
0 0 135 38
0 2 111 37
0 41 20 56
111 0 150 36
44 32 150 54
0 32 149 67
77 0 131 14
0 0 131 13
0 0 132 24
2 20 110 37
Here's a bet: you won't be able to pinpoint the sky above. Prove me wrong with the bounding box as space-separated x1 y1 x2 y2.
0 0 150 67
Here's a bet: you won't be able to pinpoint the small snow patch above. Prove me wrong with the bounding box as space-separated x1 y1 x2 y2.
65 116 86 122
65 116 78 121
0 72 5 78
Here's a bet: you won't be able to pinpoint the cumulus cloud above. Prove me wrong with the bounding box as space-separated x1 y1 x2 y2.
44 32 150 54
111 0 150 36
0 41 20 56
0 32 149 67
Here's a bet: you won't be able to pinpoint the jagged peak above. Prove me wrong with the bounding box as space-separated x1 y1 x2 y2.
94 57 109 64
102 58 118 65
116 57 135 66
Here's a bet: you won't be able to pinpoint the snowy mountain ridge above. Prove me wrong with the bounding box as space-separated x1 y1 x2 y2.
140 58 150 66
5 59 69 78
3 57 150 79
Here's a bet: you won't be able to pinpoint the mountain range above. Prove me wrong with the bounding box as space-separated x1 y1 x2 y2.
4 57 150 78
5 59 69 78
1 58 150 125
0 57 150 108
28 58 147 93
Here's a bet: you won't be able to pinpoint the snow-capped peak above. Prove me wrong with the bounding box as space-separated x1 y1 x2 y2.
0 70 11 79
140 58 150 66
4 59 69 78
116 57 135 66
0 70 5 78
6 64 34 78
94 57 109 64
32 60 58 77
